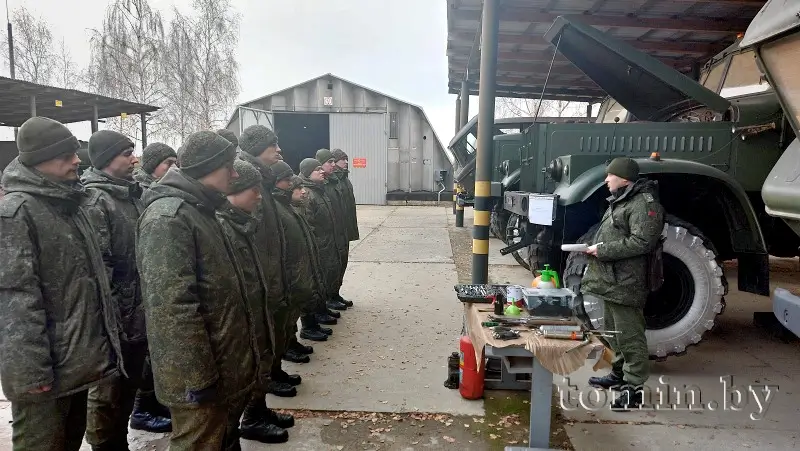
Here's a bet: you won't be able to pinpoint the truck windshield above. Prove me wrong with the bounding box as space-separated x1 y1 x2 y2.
759 33 800 134
701 60 726 92
720 50 771 98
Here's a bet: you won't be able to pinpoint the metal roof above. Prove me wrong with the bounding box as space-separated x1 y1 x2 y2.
447 0 768 102
0 77 160 127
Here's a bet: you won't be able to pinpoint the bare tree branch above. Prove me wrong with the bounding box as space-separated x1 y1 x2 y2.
1 6 56 84
52 38 80 90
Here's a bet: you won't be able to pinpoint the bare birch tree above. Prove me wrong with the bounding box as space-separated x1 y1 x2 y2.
53 38 80 90
87 0 166 146
161 9 199 144
1 6 55 84
186 0 241 130
495 97 587 119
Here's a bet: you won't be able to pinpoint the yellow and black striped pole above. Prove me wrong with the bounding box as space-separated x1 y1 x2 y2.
471 0 499 284
455 185 465 227
452 182 458 215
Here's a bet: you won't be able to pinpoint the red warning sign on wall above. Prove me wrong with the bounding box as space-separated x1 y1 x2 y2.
352 158 367 168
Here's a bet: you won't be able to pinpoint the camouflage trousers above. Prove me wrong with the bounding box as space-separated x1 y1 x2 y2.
271 304 301 373
599 297 651 386
11 390 89 451
86 341 148 448
169 394 249 451
338 244 350 289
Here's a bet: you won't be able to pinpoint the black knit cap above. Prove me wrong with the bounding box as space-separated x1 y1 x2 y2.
141 142 177 174
606 157 639 181
178 130 237 179
88 129 135 169
228 158 262 194
270 160 294 182
331 148 348 162
16 116 81 166
315 148 334 165
216 129 239 149
299 158 322 177
239 125 278 157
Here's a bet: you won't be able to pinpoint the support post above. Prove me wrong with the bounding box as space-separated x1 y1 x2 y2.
453 181 458 215
455 95 462 134
471 0 499 285
586 103 592 118
29 95 36 117
455 195 464 227
459 80 470 128
91 105 99 133
140 113 147 149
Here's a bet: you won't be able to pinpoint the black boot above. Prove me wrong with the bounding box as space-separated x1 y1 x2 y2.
611 385 645 411
300 328 328 341
289 340 314 354
273 368 302 386
129 391 172 433
282 349 311 363
264 408 295 429
588 371 624 389
318 325 333 335
316 312 338 325
240 398 289 443
92 439 129 451
327 299 347 311
336 294 354 307
326 308 341 318
267 381 297 397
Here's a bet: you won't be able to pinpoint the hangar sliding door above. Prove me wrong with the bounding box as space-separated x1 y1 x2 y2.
329 113 388 205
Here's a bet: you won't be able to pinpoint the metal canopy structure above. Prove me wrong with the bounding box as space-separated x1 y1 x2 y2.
447 0 768 102
0 76 159 128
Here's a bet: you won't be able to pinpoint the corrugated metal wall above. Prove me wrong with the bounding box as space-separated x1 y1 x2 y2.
329 113 387 205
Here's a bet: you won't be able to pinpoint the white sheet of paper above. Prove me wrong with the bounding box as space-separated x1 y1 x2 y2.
561 243 588 252
528 194 556 225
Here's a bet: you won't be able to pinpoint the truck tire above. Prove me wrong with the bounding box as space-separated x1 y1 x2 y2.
490 209 508 241
564 215 728 360
505 213 532 271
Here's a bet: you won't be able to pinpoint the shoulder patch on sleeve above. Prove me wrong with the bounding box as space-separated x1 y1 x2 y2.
0 193 29 218
148 197 184 218
642 193 654 202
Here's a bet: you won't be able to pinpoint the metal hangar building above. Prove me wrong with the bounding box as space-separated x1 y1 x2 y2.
225 73 455 205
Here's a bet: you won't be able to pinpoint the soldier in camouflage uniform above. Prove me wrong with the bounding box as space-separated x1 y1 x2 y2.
582 157 665 411
331 149 359 306
272 161 330 347
136 131 259 450
299 158 348 326
0 116 124 451
315 149 351 311
81 130 149 450
236 125 298 399
289 174 335 340
217 158 292 444
132 142 177 190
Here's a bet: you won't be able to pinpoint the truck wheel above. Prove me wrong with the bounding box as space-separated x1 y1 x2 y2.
490 208 509 241
505 213 531 271
564 215 728 360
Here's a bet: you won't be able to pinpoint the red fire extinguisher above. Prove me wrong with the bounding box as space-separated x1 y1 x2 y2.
459 335 485 399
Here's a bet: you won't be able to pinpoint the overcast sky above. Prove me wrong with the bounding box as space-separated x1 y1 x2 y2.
2 0 483 147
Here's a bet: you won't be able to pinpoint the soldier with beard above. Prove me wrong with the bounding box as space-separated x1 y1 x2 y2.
0 116 124 451
271 161 329 349
136 131 259 450
217 158 291 444
236 125 299 400
330 149 358 305
298 158 346 327
133 143 178 190
314 149 351 311
81 130 150 450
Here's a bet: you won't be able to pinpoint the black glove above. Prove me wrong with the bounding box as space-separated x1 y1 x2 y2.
186 380 218 404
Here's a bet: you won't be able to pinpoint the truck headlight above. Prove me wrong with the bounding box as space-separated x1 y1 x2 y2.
547 158 564 182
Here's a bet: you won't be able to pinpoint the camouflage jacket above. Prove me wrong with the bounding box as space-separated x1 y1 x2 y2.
300 176 344 293
238 152 289 309
216 205 275 390
273 187 323 306
132 168 156 190
137 168 258 407
81 167 146 344
321 175 350 255
333 169 359 241
581 179 665 308
0 158 124 403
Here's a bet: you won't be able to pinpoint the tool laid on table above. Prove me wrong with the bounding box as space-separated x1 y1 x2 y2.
492 326 521 340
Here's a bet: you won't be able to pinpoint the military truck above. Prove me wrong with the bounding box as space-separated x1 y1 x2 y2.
740 0 800 337
501 16 800 360
449 115 593 255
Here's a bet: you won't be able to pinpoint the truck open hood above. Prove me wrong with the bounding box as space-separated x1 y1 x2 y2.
762 138 800 238
543 16 731 121
740 0 800 48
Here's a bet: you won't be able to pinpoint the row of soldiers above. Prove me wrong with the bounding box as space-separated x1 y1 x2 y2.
0 116 359 451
